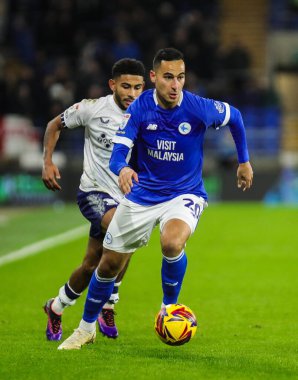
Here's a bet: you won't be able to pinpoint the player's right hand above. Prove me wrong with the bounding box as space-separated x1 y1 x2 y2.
237 161 253 192
119 166 138 194
42 163 62 191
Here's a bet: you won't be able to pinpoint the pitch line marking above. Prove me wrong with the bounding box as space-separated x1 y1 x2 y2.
0 225 89 267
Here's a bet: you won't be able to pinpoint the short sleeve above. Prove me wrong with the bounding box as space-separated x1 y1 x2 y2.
61 99 95 129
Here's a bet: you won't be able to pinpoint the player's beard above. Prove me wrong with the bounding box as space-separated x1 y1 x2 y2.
114 92 129 110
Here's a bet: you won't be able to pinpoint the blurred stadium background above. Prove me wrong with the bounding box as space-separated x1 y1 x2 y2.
0 0 298 206
1 3 298 378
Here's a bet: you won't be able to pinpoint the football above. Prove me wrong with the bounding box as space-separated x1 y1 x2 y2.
154 304 197 346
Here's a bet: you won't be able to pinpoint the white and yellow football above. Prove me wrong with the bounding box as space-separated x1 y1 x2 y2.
154 304 197 346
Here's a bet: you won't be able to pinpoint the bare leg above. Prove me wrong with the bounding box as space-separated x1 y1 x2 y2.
69 207 130 294
45 205 131 341
68 236 102 293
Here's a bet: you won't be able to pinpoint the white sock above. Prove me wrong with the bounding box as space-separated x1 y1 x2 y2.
107 281 121 305
51 297 65 315
79 319 96 333
51 285 77 314
102 302 114 310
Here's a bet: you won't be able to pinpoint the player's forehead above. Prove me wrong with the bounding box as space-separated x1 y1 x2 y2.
115 74 144 85
157 59 185 75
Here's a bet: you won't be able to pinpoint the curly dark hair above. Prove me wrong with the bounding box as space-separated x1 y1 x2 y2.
112 58 146 79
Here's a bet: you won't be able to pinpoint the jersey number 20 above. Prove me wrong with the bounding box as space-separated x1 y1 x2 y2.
183 198 202 219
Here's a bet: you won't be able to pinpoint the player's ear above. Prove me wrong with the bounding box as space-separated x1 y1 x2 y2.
150 70 156 84
109 79 116 92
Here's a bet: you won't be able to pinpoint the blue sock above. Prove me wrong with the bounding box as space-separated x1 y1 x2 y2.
161 250 187 305
83 271 116 323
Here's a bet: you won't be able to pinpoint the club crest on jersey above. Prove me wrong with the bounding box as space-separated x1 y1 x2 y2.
178 122 191 135
104 232 113 244
119 113 131 130
214 101 224 113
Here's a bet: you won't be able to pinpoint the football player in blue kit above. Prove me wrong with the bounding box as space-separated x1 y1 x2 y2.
58 48 253 349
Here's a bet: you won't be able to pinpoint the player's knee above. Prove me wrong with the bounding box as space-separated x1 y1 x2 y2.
162 238 185 257
98 255 123 278
81 260 98 277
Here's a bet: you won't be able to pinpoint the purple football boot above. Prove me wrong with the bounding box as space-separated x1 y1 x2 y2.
97 308 118 338
43 298 62 341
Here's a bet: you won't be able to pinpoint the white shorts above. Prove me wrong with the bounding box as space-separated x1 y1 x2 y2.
103 194 207 253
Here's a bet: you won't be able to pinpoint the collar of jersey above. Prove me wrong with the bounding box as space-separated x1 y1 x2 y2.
153 89 183 110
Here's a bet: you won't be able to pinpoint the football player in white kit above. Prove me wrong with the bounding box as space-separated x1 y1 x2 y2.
42 58 145 341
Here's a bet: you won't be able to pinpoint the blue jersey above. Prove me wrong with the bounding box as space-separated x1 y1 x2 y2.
112 89 248 205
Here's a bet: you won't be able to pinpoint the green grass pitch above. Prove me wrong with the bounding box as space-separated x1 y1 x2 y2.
0 203 297 380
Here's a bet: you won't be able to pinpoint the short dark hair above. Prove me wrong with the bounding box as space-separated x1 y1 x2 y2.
153 48 184 70
112 58 145 79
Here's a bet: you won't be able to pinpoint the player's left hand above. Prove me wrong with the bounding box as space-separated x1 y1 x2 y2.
119 166 139 194
237 161 253 191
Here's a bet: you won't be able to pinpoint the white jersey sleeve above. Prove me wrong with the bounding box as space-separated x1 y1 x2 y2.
61 99 95 129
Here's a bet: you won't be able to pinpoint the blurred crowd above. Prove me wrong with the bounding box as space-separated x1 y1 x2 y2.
0 0 250 127
0 0 281 133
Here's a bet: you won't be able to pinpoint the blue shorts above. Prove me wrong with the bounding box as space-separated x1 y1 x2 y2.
77 190 118 239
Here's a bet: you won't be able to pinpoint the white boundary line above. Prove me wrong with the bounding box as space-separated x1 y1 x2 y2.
0 225 89 267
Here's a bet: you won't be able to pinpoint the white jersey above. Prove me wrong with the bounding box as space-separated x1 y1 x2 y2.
61 95 126 202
